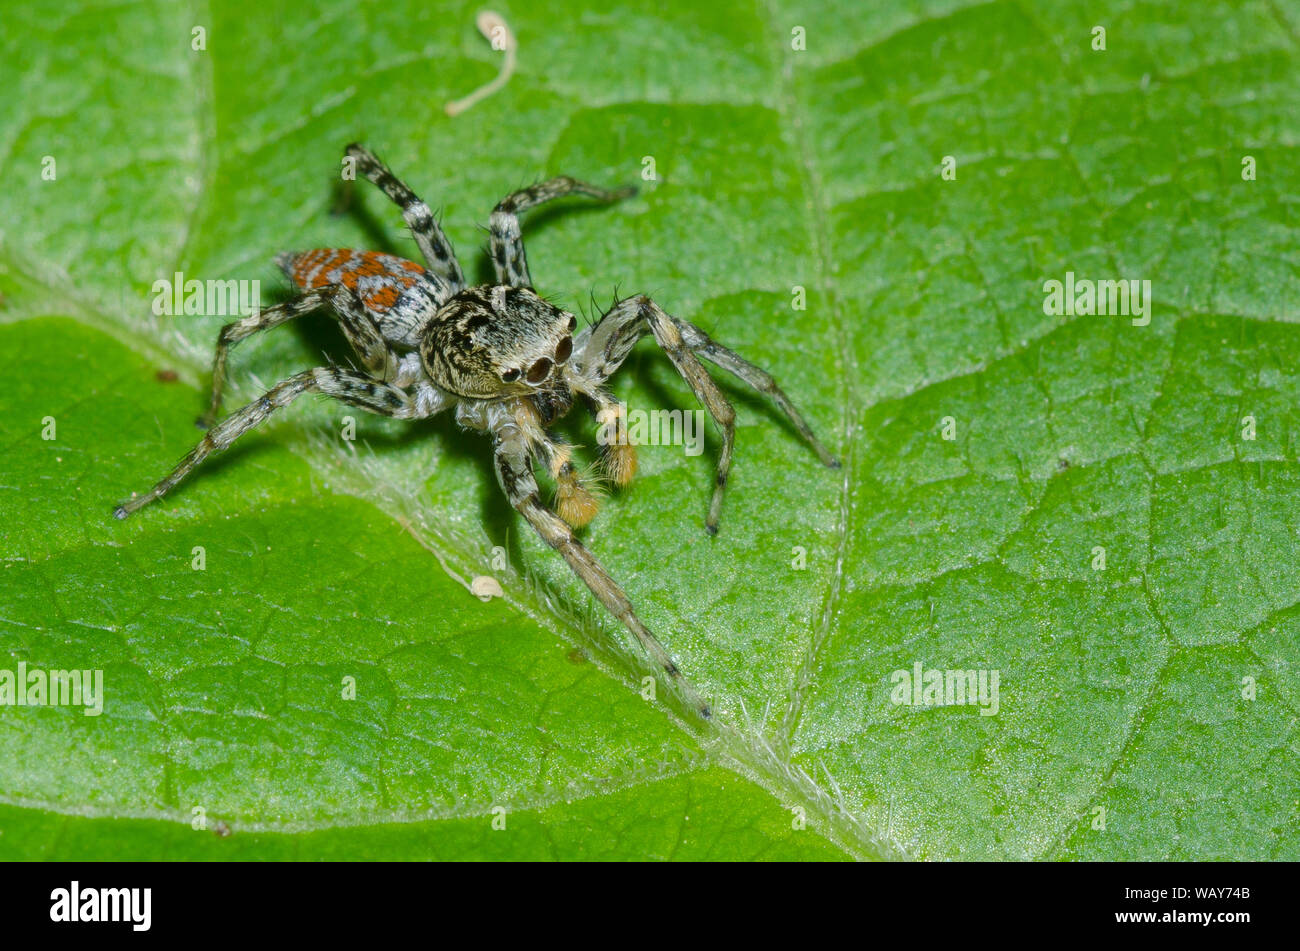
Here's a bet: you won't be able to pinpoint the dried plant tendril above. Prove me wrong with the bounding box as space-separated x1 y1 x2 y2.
445 11 517 117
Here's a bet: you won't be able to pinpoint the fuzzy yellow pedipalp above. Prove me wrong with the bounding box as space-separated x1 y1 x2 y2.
555 463 601 527
595 403 638 486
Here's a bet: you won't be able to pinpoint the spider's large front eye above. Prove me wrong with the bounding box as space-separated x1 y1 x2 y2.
554 336 572 365
501 368 521 383
525 357 552 384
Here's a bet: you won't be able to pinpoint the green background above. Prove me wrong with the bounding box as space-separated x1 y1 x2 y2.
0 0 1296 860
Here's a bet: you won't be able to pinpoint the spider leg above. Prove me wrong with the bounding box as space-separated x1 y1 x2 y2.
575 295 838 532
564 378 638 488
345 143 466 288
490 177 636 288
673 321 840 468
116 368 438 519
489 407 710 719
577 295 736 532
201 284 394 429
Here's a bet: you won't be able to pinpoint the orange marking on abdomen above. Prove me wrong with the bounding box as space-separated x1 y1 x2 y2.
285 250 426 307
291 249 351 289
353 252 389 277
365 284 402 311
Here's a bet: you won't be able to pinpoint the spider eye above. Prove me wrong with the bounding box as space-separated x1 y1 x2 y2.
501 368 521 383
525 357 552 384
568 315 578 332
554 335 572 365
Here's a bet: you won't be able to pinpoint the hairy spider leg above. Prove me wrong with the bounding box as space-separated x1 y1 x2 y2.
487 404 711 719
345 143 466 289
200 284 394 429
490 177 637 288
117 368 444 519
575 295 839 532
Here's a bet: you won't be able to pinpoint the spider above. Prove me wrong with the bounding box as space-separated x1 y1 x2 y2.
114 143 839 719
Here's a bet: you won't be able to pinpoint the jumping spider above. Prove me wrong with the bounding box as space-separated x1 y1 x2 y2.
115 143 839 719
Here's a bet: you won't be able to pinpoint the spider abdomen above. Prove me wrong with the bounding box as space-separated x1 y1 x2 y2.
275 248 448 347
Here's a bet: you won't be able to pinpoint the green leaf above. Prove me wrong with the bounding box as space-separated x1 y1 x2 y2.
1 0 1296 860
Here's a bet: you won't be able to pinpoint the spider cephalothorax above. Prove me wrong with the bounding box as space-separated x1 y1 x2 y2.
420 284 577 399
115 143 838 719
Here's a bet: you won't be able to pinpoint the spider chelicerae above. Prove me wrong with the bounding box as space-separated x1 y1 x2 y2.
115 143 839 719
